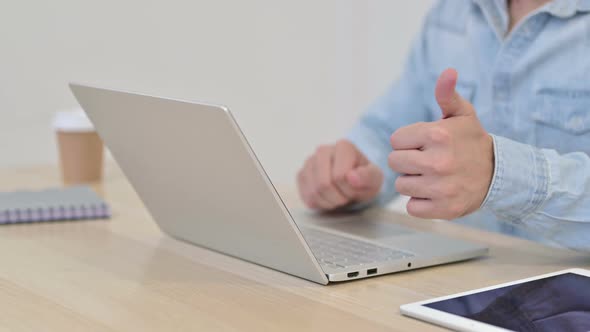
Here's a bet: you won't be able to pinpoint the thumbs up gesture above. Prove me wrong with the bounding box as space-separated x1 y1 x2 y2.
388 68 494 219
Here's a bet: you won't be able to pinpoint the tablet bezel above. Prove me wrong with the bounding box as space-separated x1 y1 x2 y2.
400 268 590 332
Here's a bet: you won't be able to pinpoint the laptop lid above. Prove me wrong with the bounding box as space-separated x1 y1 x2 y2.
70 83 329 285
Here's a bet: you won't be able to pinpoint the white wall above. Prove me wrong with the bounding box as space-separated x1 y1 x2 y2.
0 0 432 185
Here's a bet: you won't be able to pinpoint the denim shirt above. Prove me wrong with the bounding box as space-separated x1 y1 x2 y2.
347 0 590 252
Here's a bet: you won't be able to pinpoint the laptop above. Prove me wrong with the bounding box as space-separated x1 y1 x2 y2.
70 83 488 285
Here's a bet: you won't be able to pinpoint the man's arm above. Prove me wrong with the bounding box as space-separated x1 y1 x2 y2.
346 25 434 207
481 136 590 252
297 14 434 211
388 68 590 253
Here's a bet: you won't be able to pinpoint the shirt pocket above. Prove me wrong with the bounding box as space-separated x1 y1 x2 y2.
531 88 590 153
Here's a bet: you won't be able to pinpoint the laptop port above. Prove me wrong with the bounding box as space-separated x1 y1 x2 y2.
367 268 378 275
407 262 412 268
347 271 359 278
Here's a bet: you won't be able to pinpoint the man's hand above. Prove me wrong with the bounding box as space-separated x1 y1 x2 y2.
388 68 494 220
297 140 383 211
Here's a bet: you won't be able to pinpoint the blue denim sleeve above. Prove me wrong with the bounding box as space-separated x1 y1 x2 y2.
481 135 590 252
346 22 434 207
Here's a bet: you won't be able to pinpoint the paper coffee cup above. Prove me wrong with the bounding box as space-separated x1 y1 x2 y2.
53 109 104 185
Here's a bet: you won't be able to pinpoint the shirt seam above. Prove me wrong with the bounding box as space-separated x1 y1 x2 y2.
520 147 551 221
491 137 515 221
532 210 590 224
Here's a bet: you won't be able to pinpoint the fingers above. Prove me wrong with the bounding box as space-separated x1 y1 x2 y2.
296 171 313 208
346 164 383 201
311 146 349 208
332 140 360 198
406 197 437 219
298 157 330 209
385 69 485 220
295 140 383 211
394 175 430 199
406 197 467 220
397 176 467 220
388 149 431 175
390 122 430 150
347 163 382 190
391 122 454 156
395 174 461 199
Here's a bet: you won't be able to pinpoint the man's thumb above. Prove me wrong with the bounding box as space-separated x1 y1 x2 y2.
435 68 473 118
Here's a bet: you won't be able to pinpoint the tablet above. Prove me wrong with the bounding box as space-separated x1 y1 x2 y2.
400 268 590 332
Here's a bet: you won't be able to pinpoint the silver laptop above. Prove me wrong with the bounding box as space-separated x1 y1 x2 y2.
70 83 488 285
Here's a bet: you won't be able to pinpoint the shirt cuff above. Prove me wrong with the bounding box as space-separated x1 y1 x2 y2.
480 135 550 222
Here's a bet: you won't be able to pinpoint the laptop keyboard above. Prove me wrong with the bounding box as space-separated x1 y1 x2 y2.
301 227 414 270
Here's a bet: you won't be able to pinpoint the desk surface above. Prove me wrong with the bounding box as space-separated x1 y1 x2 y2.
1 164 588 331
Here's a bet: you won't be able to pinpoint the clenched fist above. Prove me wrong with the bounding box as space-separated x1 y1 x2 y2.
297 140 383 210
388 68 494 220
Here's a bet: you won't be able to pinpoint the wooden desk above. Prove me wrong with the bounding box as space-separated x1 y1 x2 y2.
1 164 588 331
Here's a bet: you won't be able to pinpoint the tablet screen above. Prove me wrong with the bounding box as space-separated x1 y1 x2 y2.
425 273 590 331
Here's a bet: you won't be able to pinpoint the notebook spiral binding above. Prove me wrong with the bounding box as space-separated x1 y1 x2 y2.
0 186 111 224
0 203 111 224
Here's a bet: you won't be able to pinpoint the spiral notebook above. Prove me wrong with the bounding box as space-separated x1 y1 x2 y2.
0 186 111 224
